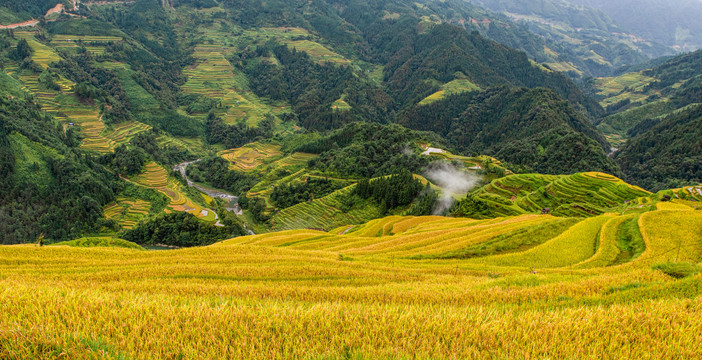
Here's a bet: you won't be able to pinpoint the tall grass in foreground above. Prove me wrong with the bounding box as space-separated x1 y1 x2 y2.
1 239 702 359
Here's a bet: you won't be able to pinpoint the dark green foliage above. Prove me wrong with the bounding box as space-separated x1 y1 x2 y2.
270 177 346 209
243 44 390 130
179 93 220 115
130 130 194 167
246 198 270 223
398 87 619 175
407 186 439 216
174 0 218 9
353 170 424 211
137 110 203 138
100 130 194 173
369 21 601 115
653 262 702 279
46 18 125 37
0 152 123 244
299 122 444 178
38 69 61 91
643 50 702 92
616 105 702 190
105 144 147 175
12 38 32 61
54 54 131 123
121 182 169 214
205 112 273 148
0 73 123 244
452 193 493 219
121 212 245 247
187 157 258 196
0 0 58 19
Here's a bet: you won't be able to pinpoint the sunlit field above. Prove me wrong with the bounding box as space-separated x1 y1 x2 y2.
2 200 702 359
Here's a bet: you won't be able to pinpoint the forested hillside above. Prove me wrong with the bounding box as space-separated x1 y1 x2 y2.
570 0 702 52
465 0 672 77
0 0 699 244
589 49 702 190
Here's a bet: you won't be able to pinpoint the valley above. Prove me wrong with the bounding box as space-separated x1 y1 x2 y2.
0 0 700 358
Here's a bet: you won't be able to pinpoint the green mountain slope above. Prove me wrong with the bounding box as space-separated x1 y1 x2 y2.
2 0 691 244
592 49 702 145
616 105 702 191
570 0 702 52
398 86 618 175
453 172 651 218
465 0 672 77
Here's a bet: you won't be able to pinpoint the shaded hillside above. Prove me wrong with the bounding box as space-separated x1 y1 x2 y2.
372 22 601 115
592 49 702 147
571 0 702 52
0 73 123 244
398 87 618 175
616 105 702 191
465 0 671 76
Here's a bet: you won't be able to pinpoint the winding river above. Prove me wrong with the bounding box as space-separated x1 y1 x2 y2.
174 160 254 234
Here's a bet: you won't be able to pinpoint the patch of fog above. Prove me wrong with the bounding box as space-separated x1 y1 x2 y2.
424 163 481 215
421 147 446 156
402 145 414 156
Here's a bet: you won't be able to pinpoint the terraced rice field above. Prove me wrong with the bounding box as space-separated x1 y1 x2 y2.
132 162 217 222
281 40 350 65
468 172 651 218
269 186 382 232
231 202 702 267
418 78 481 105
217 142 283 172
49 34 123 55
182 41 284 126
3 187 702 358
595 72 658 107
9 33 150 153
331 97 351 111
14 31 62 68
103 197 152 229
421 146 509 173
270 152 317 168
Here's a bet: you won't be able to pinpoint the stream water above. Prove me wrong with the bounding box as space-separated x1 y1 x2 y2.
173 160 254 235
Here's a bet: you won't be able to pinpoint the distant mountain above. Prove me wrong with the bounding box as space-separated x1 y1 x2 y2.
570 0 702 52
592 49 702 146
462 0 673 77
590 50 702 190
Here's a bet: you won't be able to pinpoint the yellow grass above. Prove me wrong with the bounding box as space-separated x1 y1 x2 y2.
3 238 702 359
217 142 283 172
132 162 217 222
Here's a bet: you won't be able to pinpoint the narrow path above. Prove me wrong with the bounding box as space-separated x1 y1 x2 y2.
0 2 66 29
0 20 40 30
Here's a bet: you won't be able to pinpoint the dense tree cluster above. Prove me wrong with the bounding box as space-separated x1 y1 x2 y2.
616 105 702 191
243 44 390 130
298 122 444 178
205 112 273 149
121 212 245 247
54 54 131 123
0 74 122 244
270 178 346 209
353 170 425 213
187 157 258 197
